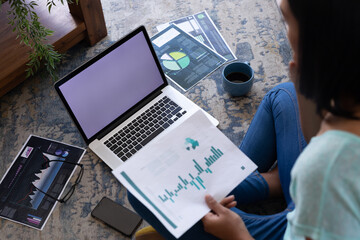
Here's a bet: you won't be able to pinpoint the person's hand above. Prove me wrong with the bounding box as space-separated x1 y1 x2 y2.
202 195 254 240
219 195 237 209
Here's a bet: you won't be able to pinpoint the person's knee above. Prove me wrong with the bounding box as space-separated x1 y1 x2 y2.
264 82 297 109
266 82 295 99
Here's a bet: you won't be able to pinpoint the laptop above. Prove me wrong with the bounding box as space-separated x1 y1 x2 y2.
55 26 218 170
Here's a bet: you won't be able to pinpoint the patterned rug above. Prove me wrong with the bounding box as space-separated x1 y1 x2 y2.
0 0 290 239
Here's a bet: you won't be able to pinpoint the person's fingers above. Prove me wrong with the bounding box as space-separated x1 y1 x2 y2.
219 195 235 206
202 208 218 226
225 201 237 209
202 211 215 222
205 195 226 215
219 196 237 208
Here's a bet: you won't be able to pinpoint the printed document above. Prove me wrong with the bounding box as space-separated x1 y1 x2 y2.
151 24 226 91
157 10 236 61
113 111 257 238
0 135 85 230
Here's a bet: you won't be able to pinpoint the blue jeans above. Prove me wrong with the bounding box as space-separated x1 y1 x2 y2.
128 82 307 240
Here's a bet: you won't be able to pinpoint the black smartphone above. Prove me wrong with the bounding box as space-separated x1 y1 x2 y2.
91 197 142 236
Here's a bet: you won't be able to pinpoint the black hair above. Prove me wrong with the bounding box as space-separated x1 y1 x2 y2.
288 0 360 119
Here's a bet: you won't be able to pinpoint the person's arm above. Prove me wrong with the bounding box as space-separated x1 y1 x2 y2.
202 195 254 240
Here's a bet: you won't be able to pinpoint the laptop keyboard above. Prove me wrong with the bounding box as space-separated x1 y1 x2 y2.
104 96 186 161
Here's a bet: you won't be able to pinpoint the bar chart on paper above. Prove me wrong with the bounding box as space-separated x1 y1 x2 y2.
158 146 227 204
112 110 257 238
121 146 229 203
119 145 236 229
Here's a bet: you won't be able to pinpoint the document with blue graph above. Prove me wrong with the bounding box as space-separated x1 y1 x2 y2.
112 111 257 238
0 135 85 230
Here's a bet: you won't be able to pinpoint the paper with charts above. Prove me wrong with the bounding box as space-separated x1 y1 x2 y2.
151 24 226 92
112 111 257 238
156 10 236 62
0 135 85 230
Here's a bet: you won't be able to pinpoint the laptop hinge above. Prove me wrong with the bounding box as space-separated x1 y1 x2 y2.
96 89 163 140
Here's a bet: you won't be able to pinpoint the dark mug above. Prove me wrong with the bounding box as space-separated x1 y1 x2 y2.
222 61 254 96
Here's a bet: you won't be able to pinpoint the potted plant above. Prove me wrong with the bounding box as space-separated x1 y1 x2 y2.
0 0 78 79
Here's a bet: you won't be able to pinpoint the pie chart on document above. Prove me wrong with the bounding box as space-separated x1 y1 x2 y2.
161 51 190 71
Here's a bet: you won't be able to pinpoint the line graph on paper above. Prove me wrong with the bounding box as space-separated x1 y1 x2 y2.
0 135 86 230
5 148 64 210
27 154 64 209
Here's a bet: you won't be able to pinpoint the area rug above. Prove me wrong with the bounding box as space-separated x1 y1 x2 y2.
0 0 290 239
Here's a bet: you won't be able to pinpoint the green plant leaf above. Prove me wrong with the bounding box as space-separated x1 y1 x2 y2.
6 0 68 80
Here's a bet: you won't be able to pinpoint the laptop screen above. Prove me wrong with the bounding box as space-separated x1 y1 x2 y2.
56 28 165 141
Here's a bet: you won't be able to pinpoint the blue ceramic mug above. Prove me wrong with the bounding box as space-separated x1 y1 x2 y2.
222 61 254 96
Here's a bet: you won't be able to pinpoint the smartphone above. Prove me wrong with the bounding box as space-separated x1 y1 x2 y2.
91 197 142 236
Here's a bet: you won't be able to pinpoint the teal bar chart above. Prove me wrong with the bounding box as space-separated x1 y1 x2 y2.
158 146 224 204
113 110 258 239
119 146 225 229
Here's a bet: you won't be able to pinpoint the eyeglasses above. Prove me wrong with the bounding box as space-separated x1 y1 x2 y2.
32 159 84 203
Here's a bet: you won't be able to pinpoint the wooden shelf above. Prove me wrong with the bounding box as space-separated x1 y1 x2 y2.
0 0 107 97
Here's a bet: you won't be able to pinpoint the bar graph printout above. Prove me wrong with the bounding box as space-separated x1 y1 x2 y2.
112 111 257 238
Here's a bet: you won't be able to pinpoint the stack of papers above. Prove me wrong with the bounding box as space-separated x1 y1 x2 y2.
152 11 236 91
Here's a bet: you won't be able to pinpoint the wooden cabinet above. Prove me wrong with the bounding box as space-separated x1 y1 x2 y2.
0 0 107 97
